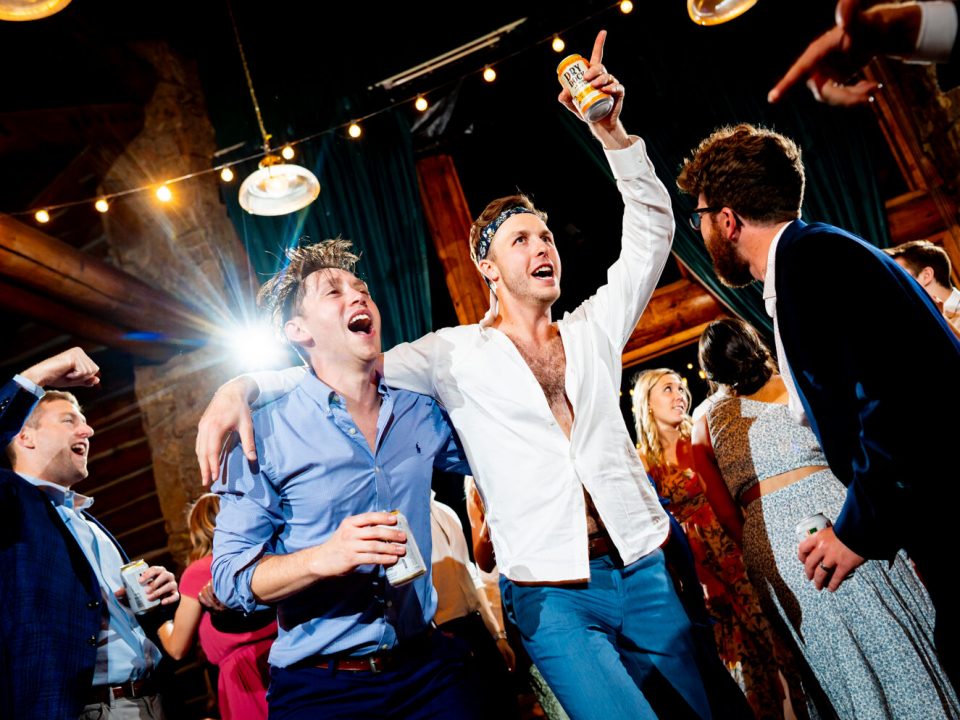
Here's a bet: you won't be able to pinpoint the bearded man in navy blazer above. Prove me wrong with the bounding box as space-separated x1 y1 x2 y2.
677 123 960 687
1 348 180 719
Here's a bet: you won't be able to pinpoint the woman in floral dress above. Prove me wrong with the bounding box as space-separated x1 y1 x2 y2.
633 368 802 719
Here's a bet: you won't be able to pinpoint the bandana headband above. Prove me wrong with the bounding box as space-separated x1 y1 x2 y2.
476 206 537 261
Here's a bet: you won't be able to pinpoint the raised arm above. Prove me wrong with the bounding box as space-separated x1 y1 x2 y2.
768 0 948 106
560 32 674 352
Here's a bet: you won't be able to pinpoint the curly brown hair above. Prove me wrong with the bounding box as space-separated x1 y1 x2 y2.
257 238 361 334
677 124 805 225
187 493 220 563
885 239 952 287
468 194 547 265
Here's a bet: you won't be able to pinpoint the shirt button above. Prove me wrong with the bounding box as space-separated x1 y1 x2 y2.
374 466 381 473
381 644 389 650
386 600 393 608
348 428 357 435
87 600 100 609
87 635 97 647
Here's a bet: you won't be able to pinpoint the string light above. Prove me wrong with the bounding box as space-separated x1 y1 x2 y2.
698 370 707 379
9 3 630 220
686 363 694 369
280 145 295 160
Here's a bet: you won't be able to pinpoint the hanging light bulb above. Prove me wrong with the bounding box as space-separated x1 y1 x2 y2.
620 0 634 13
94 198 110 213
483 66 497 83
348 123 363 139
688 0 758 25
230 4 320 216
238 154 320 216
551 35 565 53
414 95 429 112
220 167 235 183
156 185 173 203
35 209 50 224
0 0 72 21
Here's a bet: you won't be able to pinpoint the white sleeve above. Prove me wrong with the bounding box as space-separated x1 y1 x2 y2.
246 366 308 409
383 332 442 397
911 1 958 63
568 136 675 352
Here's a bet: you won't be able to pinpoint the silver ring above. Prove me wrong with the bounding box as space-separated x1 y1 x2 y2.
818 561 831 572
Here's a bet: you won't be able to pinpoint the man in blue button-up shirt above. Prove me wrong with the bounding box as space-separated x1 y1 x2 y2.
211 239 479 719
2 348 180 719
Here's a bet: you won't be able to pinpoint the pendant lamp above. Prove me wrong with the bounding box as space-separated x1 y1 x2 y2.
228 3 319 216
688 0 758 26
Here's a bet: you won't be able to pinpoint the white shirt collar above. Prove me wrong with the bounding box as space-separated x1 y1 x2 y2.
19 473 94 511
944 287 960 316
761 221 795 316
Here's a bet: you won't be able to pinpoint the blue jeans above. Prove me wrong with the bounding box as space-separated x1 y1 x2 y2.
266 630 482 720
501 549 712 720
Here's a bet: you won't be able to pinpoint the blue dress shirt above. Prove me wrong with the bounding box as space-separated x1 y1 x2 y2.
212 372 470 668
19 475 161 684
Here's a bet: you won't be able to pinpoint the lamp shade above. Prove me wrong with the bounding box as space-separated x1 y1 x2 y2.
0 0 71 21
238 157 320 216
688 0 758 26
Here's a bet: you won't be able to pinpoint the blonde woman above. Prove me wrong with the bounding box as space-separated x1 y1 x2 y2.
633 369 798 719
158 494 276 720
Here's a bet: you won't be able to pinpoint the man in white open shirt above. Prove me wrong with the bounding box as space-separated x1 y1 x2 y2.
196 32 716 719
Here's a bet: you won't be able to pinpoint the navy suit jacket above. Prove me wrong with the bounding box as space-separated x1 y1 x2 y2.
0 379 127 719
774 220 960 563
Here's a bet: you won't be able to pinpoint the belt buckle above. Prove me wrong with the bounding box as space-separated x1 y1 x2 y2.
367 655 383 674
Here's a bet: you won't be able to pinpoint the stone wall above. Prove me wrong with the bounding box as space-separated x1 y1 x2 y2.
100 41 255 568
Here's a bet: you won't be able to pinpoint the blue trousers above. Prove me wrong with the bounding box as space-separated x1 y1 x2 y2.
501 549 712 720
266 630 482 720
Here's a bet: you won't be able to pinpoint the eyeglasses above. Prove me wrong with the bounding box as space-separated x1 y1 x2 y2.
688 206 721 231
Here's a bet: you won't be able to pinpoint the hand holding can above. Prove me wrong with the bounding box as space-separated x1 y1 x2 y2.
795 512 831 543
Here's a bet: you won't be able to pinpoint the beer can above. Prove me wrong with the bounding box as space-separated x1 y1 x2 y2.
384 510 427 587
120 559 162 615
557 54 614 123
795 512 832 543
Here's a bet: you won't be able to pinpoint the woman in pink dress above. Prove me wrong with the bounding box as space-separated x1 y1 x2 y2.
158 494 276 720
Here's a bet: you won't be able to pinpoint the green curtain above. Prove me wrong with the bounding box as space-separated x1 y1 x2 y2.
222 107 432 350
557 9 891 336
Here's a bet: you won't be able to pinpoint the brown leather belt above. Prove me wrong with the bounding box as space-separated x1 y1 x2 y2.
86 678 156 705
307 627 434 673
740 465 830 508
588 532 613 559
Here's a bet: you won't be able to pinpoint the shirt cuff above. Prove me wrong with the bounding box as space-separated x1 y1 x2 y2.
604 135 647 181
912 1 958 63
13 374 44 399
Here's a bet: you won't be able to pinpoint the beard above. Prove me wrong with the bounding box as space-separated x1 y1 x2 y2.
704 224 754 288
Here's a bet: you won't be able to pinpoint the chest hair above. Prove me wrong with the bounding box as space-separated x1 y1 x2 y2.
507 332 570 419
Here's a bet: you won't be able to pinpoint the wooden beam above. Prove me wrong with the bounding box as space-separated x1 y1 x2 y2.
0 214 214 345
622 279 725 368
885 189 947 244
415 154 490 326
0 279 181 361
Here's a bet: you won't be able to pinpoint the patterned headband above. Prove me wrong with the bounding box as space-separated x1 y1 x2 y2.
476 206 537 261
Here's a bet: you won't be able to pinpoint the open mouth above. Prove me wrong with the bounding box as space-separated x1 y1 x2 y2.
347 312 374 335
71 443 88 457
531 264 555 280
